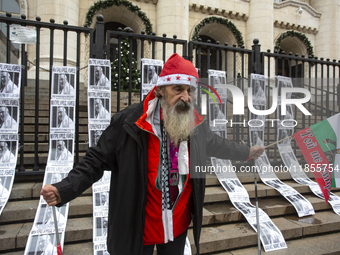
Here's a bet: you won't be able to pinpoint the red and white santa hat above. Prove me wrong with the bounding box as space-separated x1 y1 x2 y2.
157 53 198 88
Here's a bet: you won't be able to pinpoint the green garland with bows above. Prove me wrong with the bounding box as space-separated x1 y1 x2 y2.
191 16 244 47
275 30 314 57
84 0 153 35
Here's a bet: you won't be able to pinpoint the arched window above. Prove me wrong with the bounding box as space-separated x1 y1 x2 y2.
0 0 20 13
196 35 222 79
0 0 20 62
1 0 20 33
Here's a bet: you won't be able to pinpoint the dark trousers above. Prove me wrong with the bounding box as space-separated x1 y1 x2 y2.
142 230 188 255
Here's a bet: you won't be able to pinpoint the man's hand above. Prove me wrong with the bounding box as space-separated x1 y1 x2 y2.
249 145 265 160
40 184 61 206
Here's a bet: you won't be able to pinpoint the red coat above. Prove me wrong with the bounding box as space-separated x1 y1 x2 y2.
136 88 194 245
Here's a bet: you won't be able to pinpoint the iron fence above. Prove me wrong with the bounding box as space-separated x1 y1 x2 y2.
0 14 339 174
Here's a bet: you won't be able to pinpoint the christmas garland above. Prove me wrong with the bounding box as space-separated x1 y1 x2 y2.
275 30 314 57
84 0 153 35
191 16 244 47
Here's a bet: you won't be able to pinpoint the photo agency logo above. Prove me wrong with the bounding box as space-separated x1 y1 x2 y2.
198 78 312 127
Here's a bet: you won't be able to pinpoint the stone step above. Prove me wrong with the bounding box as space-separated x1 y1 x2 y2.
2 177 340 254
21 125 88 133
192 210 340 254
4 172 315 201
21 133 89 142
12 152 86 165
21 110 88 118
2 180 338 225
7 230 340 255
20 142 89 153
2 209 340 254
211 232 340 255
22 116 89 125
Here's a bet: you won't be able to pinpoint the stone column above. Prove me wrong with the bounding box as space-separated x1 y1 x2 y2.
156 0 189 59
29 0 80 79
246 0 274 76
310 0 340 61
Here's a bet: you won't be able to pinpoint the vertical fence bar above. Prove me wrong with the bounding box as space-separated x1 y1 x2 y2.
75 31 81 165
19 47 26 172
301 57 306 129
117 36 121 112
224 44 228 78
207 43 211 72
63 21 68 66
151 32 156 59
308 59 312 126
162 34 166 62
326 60 330 117
233 45 236 79
128 35 132 105
33 18 41 171
332 60 336 114
314 59 318 123
6 13 11 63
320 60 324 119
47 19 54 168
173 35 177 54
183 41 187 59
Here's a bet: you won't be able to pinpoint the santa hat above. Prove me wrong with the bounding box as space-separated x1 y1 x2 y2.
157 53 198 88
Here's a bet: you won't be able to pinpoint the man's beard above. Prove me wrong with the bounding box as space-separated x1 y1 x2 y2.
160 96 195 146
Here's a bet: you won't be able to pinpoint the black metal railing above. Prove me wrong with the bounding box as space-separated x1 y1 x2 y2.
0 14 339 174
0 13 92 174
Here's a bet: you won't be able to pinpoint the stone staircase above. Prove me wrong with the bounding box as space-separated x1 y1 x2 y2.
2 173 340 254
1 82 340 254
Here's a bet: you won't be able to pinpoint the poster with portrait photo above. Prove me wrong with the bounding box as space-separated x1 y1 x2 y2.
209 100 227 131
94 242 109 255
0 135 18 169
88 59 111 91
93 210 109 243
93 183 110 209
32 203 68 231
208 69 227 99
250 74 266 106
220 179 247 194
253 220 287 252
276 128 340 216
277 128 293 146
47 133 74 166
285 193 315 217
250 130 264 147
51 66 76 99
25 233 64 255
88 91 111 123
50 99 75 133
42 172 69 187
0 99 19 133
0 169 14 215
0 63 21 99
88 123 109 147
141 58 163 100
249 104 265 131
277 75 293 98
210 157 287 252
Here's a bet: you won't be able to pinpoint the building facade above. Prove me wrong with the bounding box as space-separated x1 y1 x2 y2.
1 0 340 81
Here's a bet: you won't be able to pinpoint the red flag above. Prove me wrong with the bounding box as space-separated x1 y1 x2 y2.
293 126 334 203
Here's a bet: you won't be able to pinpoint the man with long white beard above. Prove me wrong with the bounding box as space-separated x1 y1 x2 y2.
40 53 264 255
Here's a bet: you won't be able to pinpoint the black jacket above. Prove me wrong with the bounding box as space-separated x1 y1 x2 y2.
54 100 250 255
